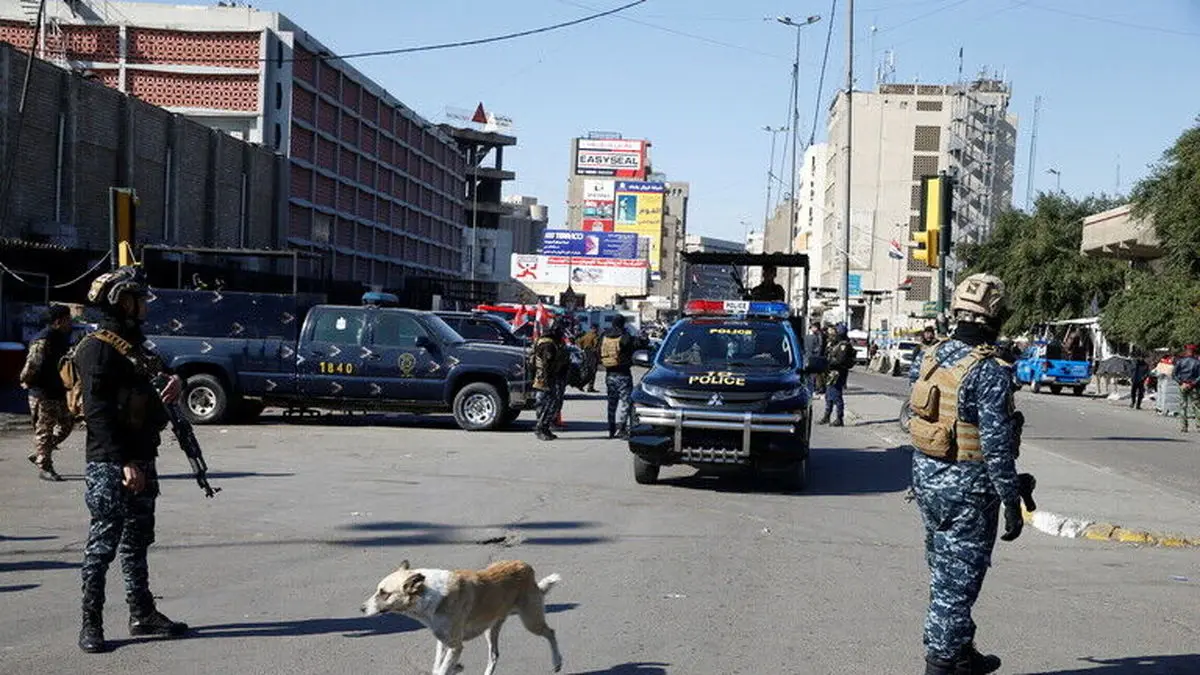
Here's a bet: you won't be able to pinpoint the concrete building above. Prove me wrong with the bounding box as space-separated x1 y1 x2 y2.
794 142 828 304
502 195 549 256
649 180 688 309
820 77 1017 329
682 234 745 301
743 228 765 289
0 0 468 286
1080 203 1163 270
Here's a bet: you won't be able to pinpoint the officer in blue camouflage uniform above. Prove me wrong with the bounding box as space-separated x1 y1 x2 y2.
75 266 188 653
908 273 1024 675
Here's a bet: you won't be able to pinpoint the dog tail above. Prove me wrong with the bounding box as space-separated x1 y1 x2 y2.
537 573 562 595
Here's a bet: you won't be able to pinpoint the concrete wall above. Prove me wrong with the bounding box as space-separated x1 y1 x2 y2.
0 43 285 260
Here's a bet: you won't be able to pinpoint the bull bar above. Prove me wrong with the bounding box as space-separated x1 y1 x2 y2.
634 405 803 454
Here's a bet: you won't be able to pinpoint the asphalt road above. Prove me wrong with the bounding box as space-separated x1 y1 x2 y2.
854 369 1200 502
1 386 1198 674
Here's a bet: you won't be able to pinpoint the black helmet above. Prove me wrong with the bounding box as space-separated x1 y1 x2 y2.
87 266 147 309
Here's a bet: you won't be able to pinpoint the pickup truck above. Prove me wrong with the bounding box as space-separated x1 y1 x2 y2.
143 289 532 430
1013 341 1092 395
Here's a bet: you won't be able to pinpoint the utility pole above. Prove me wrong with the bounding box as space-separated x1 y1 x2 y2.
761 125 788 233
841 0 854 325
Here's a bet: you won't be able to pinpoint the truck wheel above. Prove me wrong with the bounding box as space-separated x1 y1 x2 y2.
784 456 809 492
182 374 228 425
633 456 660 485
1032 381 1042 394
1050 384 1063 395
453 382 504 431
1073 384 1086 396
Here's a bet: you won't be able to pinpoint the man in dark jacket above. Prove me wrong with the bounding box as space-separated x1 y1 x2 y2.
820 323 855 426
75 266 187 653
1130 354 1151 410
803 322 826 394
19 304 75 481
532 320 568 441
1173 344 1200 432
601 315 638 439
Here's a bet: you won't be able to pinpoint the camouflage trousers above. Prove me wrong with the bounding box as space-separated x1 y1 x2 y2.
605 372 633 435
29 395 73 462
1180 388 1198 431
535 382 565 434
81 461 160 613
912 453 999 661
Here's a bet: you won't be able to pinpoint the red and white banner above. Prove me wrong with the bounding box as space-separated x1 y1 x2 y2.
511 254 648 291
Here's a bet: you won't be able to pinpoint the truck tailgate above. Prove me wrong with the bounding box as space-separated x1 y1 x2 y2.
1047 360 1090 379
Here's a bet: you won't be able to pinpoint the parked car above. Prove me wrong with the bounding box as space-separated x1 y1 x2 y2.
1013 341 1092 395
847 329 870 364
889 339 922 376
143 289 533 429
434 311 528 347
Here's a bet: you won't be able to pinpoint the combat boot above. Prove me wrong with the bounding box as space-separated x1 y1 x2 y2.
129 606 188 638
957 642 1000 674
79 585 107 653
831 417 844 427
817 413 830 425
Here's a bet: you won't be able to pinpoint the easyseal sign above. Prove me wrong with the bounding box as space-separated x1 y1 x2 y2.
574 139 646 178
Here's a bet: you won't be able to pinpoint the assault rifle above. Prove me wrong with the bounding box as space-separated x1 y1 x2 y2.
1012 410 1036 512
163 400 220 498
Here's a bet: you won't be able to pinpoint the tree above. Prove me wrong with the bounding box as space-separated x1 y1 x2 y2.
957 193 1126 336
1102 118 1200 349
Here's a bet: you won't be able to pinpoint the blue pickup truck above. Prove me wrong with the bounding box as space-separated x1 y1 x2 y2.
1013 341 1092 395
143 289 532 430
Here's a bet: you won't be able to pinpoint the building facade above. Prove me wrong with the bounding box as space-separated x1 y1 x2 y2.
820 77 1017 328
0 0 468 286
794 142 828 304
682 234 745 301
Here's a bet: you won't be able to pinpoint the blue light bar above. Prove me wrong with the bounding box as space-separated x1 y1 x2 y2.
685 300 790 318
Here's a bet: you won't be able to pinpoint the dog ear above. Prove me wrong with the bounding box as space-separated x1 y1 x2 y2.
402 573 425 595
397 559 410 571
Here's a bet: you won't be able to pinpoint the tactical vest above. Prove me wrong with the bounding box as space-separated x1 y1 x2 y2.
600 335 625 368
908 340 995 462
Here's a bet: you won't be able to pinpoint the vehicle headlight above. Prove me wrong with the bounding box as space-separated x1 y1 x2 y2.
640 382 667 399
770 386 805 401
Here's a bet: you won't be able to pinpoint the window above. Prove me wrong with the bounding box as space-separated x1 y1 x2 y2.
373 312 428 347
914 126 941 152
459 320 503 342
309 309 366 344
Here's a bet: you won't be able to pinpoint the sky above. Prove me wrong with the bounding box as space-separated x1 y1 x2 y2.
186 0 1199 242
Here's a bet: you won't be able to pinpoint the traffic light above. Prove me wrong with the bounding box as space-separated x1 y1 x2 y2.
912 174 952 269
911 228 938 268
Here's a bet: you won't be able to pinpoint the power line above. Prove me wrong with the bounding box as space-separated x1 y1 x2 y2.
556 0 788 60
874 0 974 34
808 0 839 147
1013 0 1200 38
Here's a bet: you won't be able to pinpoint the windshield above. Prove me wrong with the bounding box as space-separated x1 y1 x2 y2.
421 313 466 344
658 320 795 369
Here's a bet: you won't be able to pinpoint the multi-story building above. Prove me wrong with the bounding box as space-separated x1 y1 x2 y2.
794 143 828 304
0 0 467 286
651 180 688 308
743 229 765 289
821 77 1017 328
681 234 745 301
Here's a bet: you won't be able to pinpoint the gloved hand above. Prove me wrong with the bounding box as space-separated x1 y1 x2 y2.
1000 500 1024 542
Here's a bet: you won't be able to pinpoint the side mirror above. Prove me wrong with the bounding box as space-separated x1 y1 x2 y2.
633 350 652 367
801 355 828 374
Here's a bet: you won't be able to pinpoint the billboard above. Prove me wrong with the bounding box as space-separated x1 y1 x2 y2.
613 180 665 277
541 230 638 259
510 254 648 291
581 179 615 231
574 139 646 178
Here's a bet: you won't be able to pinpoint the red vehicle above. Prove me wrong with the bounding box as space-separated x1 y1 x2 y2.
475 303 564 340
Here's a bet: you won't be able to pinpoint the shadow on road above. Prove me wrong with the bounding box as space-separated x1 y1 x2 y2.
1026 436 1187 443
158 471 295 481
328 520 611 548
0 583 39 593
804 445 911 496
0 560 80 573
570 662 670 674
190 613 422 639
0 534 57 542
1024 653 1200 674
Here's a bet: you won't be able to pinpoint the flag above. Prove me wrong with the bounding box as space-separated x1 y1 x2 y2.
888 239 904 260
898 276 913 291
511 305 528 329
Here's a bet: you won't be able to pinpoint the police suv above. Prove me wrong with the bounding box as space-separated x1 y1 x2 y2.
627 300 827 490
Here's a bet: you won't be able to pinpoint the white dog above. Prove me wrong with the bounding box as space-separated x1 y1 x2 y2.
362 559 563 675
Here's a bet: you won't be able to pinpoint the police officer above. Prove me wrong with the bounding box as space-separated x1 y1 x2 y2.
907 273 1022 675
819 323 854 426
19 304 75 481
75 266 187 653
600 314 638 439
532 320 568 441
748 265 786 301
1173 344 1199 432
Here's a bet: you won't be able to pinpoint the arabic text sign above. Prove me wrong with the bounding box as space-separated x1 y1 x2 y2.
511 254 649 291
575 139 646 178
540 230 639 259
613 180 666 274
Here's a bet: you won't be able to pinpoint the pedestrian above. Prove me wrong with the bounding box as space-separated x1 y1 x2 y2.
600 314 637 439
576 325 601 393
75 266 188 653
1172 344 1199 432
906 273 1023 675
531 320 567 441
1130 353 1150 410
803 322 826 394
19 304 75 481
819 323 855 426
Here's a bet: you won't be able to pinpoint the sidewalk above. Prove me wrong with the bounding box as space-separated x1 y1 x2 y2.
843 392 1200 547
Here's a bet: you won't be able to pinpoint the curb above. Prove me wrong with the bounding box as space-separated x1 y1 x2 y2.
1021 505 1200 549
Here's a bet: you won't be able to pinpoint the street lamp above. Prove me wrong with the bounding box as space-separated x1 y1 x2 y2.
772 14 821 308
1046 167 1062 192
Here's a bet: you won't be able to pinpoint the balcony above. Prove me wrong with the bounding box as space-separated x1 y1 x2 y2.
1080 203 1162 261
